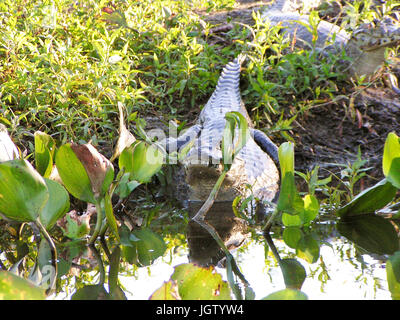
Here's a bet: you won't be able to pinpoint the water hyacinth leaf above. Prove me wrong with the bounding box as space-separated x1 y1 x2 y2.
282 212 303 227
71 285 110 300
222 113 235 169
277 142 304 214
70 143 114 200
0 124 19 162
279 258 306 290
337 215 399 255
336 179 397 217
387 251 400 300
55 144 95 203
296 235 320 264
121 228 166 266
58 211 91 240
114 172 140 199
302 194 319 224
171 263 231 300
0 271 46 300
383 132 400 170
34 131 56 178
126 141 163 183
262 289 308 300
222 112 250 169
39 178 70 230
283 227 303 249
118 143 137 176
150 281 180 300
0 159 48 222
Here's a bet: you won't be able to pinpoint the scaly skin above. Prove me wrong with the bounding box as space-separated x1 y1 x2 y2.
168 56 280 205
262 1 400 77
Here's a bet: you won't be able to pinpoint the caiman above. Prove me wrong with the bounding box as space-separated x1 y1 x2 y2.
261 0 400 78
163 56 280 266
166 55 280 213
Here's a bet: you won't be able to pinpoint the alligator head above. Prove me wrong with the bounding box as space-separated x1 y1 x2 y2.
345 17 400 76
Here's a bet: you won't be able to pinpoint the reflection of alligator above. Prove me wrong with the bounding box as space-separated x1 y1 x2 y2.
262 0 400 77
167 56 280 208
187 202 249 267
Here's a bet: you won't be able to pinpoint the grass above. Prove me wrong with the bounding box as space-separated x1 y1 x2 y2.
1 0 397 148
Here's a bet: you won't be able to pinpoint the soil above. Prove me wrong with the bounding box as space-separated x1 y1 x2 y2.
195 0 400 185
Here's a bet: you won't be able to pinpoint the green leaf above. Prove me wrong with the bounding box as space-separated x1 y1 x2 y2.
104 193 120 242
387 251 400 300
277 142 304 214
0 159 48 222
383 132 400 189
282 212 303 227
60 213 91 240
121 228 166 266
262 289 308 300
39 178 70 230
150 280 180 300
279 258 306 290
337 215 399 255
296 235 320 264
222 112 250 170
0 271 46 300
120 142 163 183
336 179 397 217
71 285 110 300
34 131 56 178
283 227 303 249
171 263 231 300
302 194 319 224
55 144 95 203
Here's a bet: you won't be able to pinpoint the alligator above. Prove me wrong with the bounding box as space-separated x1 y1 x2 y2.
261 0 400 78
166 56 280 212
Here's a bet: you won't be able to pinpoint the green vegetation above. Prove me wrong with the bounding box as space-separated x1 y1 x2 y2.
0 0 400 301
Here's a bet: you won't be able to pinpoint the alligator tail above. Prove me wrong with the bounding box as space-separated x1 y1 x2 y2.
207 54 246 106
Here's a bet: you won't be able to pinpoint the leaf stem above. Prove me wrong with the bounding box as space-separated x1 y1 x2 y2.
89 200 104 244
35 218 58 294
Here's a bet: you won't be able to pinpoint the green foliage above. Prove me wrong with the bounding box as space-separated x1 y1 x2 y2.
34 131 56 178
0 271 46 300
336 179 397 217
150 263 232 300
0 159 49 222
337 215 399 255
55 144 97 204
39 178 70 230
262 289 308 300
60 213 91 240
119 141 163 183
121 227 167 266
387 251 400 300
383 132 400 189
279 258 307 289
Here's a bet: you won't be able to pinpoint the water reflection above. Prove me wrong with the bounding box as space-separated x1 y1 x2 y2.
0 210 398 299
186 201 248 267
